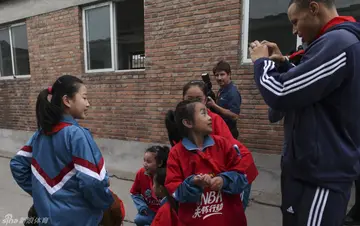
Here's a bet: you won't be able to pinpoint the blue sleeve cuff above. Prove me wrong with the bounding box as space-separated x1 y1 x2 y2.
277 59 293 73
131 194 148 213
219 172 248 194
174 175 203 203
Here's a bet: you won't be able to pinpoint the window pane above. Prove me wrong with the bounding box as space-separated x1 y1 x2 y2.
338 1 360 21
115 0 145 70
0 29 13 76
85 5 112 70
248 0 297 59
11 25 30 75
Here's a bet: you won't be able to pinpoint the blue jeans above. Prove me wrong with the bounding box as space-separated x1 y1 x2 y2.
134 209 156 226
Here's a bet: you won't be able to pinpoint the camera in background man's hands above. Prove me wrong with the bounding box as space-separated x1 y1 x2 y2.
201 73 216 101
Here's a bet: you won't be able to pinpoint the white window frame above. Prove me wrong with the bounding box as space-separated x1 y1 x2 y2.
0 22 31 79
241 0 302 64
83 2 115 73
83 1 145 73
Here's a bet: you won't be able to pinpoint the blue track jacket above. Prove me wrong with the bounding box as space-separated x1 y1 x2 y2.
10 115 114 225
254 21 360 192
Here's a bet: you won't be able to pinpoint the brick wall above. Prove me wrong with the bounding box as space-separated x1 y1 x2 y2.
0 78 31 130
0 0 284 154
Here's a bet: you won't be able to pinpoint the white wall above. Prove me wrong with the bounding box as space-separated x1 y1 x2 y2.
250 0 360 19
0 0 103 24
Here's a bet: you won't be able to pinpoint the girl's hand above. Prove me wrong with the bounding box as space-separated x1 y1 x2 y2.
209 176 224 191
193 174 212 188
200 174 212 188
141 209 148 216
193 174 204 187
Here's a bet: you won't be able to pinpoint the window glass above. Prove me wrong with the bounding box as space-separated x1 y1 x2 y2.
11 24 30 75
85 5 112 70
0 29 13 76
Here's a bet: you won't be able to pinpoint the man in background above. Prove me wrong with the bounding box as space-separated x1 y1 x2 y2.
207 60 242 139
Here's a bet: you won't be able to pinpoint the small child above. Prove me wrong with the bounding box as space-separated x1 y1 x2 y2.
150 167 179 226
165 99 250 226
130 146 169 226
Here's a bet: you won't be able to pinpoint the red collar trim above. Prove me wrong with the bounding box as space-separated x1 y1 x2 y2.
289 49 305 60
44 122 72 135
317 16 356 38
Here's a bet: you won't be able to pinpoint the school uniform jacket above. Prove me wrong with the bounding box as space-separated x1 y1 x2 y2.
10 115 114 226
130 168 161 214
150 197 178 226
165 135 248 226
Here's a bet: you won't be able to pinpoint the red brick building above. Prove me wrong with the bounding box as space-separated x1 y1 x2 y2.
0 0 359 154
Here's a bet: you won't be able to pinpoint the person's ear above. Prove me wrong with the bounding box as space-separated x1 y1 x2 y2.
157 160 164 168
182 119 193 129
309 2 320 16
62 95 71 108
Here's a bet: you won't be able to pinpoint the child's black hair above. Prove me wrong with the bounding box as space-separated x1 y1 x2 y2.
182 80 207 97
145 145 170 168
36 75 84 134
165 82 206 146
154 167 179 213
165 110 181 147
174 99 199 138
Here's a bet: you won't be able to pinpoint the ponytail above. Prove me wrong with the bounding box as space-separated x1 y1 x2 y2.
165 110 181 146
154 168 179 213
35 88 63 134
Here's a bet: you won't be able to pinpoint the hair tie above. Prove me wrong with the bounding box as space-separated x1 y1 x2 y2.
48 86 52 94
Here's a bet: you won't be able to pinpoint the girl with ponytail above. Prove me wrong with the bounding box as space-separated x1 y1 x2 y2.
165 81 258 210
10 75 122 226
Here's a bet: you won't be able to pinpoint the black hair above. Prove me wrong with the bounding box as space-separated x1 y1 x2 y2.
182 80 207 97
174 99 199 138
154 167 179 213
288 0 335 8
165 82 207 147
165 110 181 147
36 75 84 134
145 145 170 168
213 60 231 75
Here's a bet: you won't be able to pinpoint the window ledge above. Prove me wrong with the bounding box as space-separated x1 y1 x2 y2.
85 68 145 74
0 75 31 80
115 69 145 73
241 58 253 65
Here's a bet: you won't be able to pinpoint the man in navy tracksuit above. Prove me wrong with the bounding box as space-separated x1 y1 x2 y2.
249 0 360 225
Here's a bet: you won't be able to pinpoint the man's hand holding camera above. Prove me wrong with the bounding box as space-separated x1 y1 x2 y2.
249 40 286 63
206 96 216 109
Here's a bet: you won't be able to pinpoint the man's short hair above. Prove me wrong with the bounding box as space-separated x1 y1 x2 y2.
289 0 335 8
213 60 231 75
